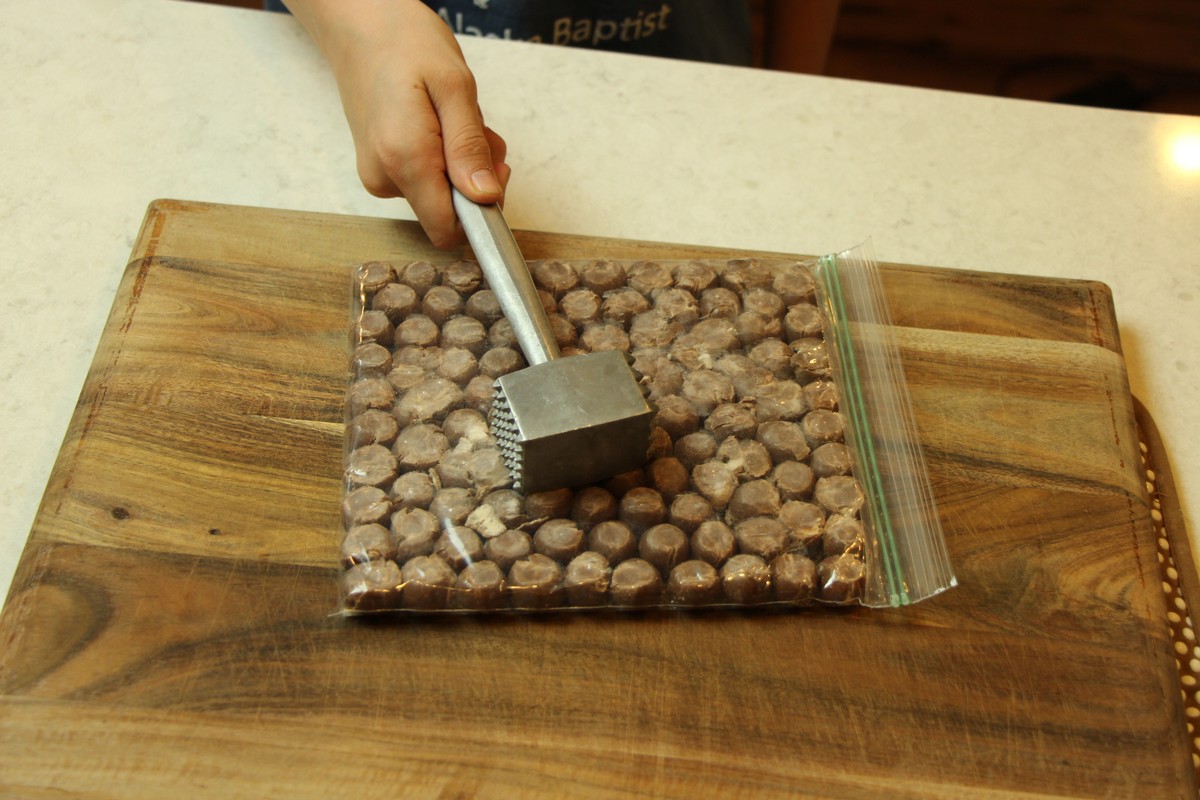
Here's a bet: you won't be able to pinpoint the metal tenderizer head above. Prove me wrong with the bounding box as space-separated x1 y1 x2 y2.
488 350 655 494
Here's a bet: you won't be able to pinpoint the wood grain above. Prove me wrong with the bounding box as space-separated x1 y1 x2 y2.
0 200 1192 798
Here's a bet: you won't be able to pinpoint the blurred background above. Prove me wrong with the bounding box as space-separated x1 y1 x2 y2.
189 0 1200 115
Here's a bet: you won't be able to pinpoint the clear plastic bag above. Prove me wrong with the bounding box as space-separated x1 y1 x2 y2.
339 246 955 613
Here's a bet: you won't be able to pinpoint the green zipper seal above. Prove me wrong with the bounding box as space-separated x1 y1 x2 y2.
818 253 909 607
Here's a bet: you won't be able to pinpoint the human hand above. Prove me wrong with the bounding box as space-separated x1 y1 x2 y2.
287 0 510 248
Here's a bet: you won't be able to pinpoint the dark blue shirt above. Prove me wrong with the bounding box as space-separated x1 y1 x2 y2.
266 1 751 66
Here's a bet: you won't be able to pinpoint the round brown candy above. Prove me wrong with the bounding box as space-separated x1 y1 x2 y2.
818 552 866 604
393 344 442 373
734 311 781 348
348 409 400 449
813 476 865 516
392 423 448 471
632 350 684 400
508 553 565 610
452 560 507 610
720 554 771 605
519 488 571 522
341 522 397 566
347 377 396 417
479 346 524 378
341 560 403 612
346 444 398 489
626 260 673 295
609 558 663 607
359 261 398 294
691 461 737 509
618 487 667 532
488 318 517 349
581 259 627 294
773 265 815 305
674 430 717 470
463 375 496 414
391 471 436 510
395 314 439 348
653 395 699 441
742 287 785 321
441 408 488 447
370 282 419 323
792 338 831 379
442 260 484 294
802 379 839 411
783 303 823 341
352 341 393 376
673 260 718 293
394 377 462 426
719 258 773 293
646 457 689 499
747 338 792 378
652 287 700 325
810 442 853 477
356 309 394 347
401 555 457 610
772 553 817 604
390 507 439 561
483 529 533 571
429 487 477 526
464 289 503 326
773 461 816 502
715 438 772 481
563 551 612 607
397 260 438 297
639 523 690 575
704 403 758 442
342 485 393 527
386 363 427 394
667 559 722 605
580 322 631 354
726 479 781 526
629 310 683 350
668 493 713 534
570 486 618 530
753 382 808 423
699 287 741 318
601 288 651 326
587 521 638 564
437 347 479 385
433 451 471 491
531 259 580 297
533 519 586 563
802 410 845 448
681 369 734 416
560 288 603 325
779 500 825 555
691 520 736 567
823 513 866 557
441 316 489 357
733 517 789 562
481 489 528 529
435 526 485 570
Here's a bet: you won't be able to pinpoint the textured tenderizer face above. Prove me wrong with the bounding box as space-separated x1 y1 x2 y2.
489 350 655 493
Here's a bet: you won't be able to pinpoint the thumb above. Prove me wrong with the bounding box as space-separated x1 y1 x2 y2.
437 96 504 205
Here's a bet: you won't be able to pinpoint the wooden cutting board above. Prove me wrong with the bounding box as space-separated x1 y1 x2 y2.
1 199 1195 798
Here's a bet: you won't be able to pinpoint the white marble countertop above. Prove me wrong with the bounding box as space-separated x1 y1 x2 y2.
2 0 1198 603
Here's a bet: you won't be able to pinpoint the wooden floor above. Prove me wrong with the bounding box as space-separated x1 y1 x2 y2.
192 0 1200 115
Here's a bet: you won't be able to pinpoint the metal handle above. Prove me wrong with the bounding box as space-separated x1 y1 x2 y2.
452 187 559 366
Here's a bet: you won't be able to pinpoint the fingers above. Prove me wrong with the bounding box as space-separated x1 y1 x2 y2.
429 73 505 206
